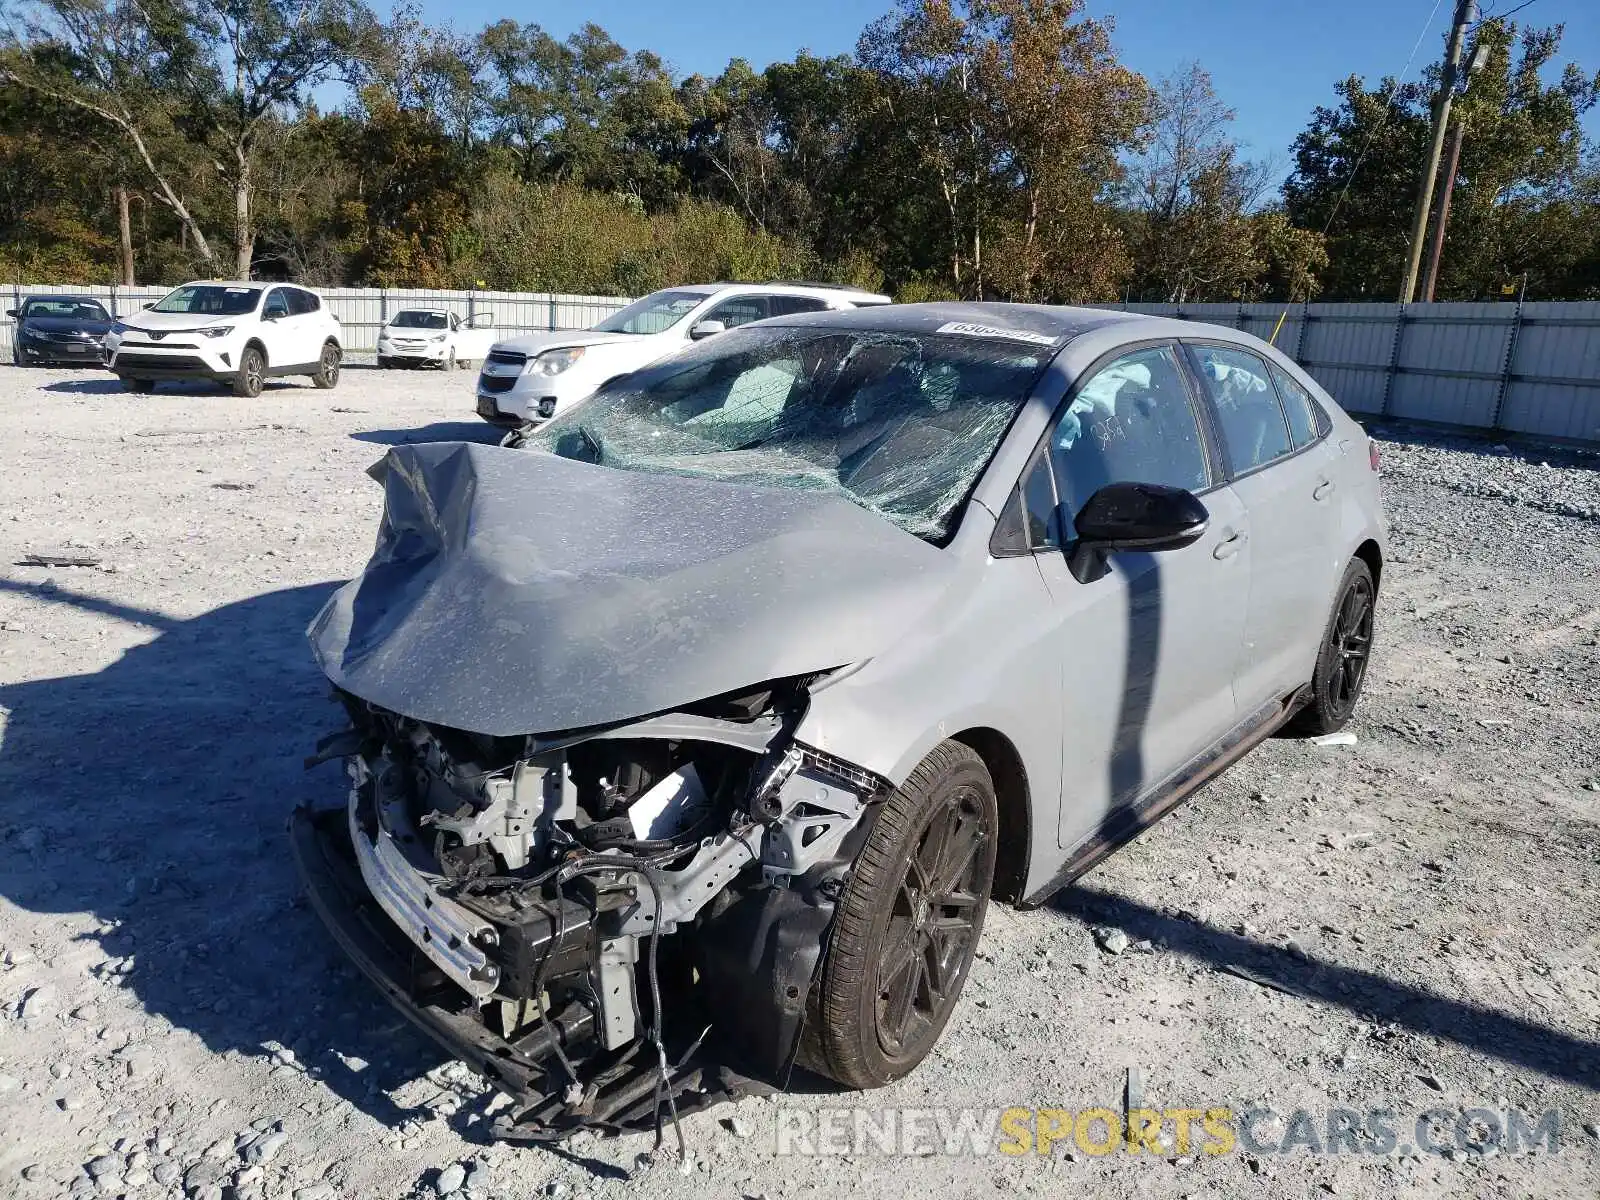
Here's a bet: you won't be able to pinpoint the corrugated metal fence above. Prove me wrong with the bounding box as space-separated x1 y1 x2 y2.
6 284 1600 444
2 283 630 357
1109 301 1600 445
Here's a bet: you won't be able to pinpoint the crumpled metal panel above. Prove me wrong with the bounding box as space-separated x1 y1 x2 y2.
308 442 957 736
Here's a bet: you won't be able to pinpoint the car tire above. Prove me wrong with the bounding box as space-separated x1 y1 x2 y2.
376 355 392 369
1290 557 1377 736
803 740 997 1089
123 377 155 394
442 348 456 372
233 346 266 397
312 342 341 389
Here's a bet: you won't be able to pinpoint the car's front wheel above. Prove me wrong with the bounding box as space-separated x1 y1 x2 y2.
312 342 341 389
804 740 996 1088
233 346 266 397
442 347 456 372
1291 557 1376 735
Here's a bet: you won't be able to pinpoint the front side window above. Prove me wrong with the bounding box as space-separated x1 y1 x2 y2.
151 285 262 317
522 326 1051 542
1048 345 1212 518
1191 344 1292 474
703 297 769 329
591 290 708 335
263 289 290 319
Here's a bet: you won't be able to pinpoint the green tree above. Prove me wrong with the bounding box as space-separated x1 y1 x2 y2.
1285 20 1599 299
858 0 1147 301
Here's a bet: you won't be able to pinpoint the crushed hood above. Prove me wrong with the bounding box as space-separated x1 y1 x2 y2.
308 442 958 736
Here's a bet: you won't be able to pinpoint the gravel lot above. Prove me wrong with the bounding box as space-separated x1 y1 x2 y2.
1 362 1597 1200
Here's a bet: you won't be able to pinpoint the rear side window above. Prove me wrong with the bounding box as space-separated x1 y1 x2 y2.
1191 344 1292 474
1268 362 1326 447
1048 345 1212 517
767 296 830 316
287 289 320 315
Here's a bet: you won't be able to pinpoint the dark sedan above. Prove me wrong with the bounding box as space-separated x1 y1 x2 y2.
8 295 114 366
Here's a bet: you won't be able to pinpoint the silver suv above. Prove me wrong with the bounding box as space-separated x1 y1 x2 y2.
295 302 1385 1138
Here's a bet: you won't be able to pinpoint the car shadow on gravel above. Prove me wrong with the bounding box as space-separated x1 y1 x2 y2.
1051 885 1600 1090
37 377 129 394
40 378 314 397
351 423 504 447
0 579 460 1131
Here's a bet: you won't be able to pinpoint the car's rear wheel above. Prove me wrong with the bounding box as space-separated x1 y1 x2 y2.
1291 558 1376 735
804 740 996 1088
233 346 265 397
312 341 341 389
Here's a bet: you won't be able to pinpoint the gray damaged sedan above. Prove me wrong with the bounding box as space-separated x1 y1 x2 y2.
292 302 1385 1139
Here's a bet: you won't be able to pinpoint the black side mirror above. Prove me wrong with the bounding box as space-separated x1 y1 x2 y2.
4 308 16 318
1065 481 1208 584
141 302 154 309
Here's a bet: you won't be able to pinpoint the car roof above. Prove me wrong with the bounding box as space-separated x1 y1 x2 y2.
667 281 893 304
23 294 106 303
753 300 1158 342
392 307 451 315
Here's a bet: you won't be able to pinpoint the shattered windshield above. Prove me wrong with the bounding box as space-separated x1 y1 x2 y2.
591 290 707 335
521 325 1053 542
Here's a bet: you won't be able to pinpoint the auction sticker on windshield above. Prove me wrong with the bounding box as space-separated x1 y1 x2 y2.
935 322 1059 347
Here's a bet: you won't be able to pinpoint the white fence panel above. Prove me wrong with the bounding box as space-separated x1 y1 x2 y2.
6 283 1600 445
2 283 633 357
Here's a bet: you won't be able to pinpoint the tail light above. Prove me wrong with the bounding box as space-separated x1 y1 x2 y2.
1368 440 1381 473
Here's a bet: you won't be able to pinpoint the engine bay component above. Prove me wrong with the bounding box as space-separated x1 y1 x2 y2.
295 682 890 1141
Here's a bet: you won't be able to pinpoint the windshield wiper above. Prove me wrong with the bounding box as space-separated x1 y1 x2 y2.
578 425 605 463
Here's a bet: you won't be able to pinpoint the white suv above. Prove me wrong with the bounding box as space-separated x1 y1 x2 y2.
106 281 342 396
474 281 890 427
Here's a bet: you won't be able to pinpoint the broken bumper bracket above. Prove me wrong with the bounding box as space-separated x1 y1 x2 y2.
289 804 581 1106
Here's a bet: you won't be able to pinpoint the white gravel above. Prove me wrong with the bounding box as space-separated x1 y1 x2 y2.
1 363 1597 1199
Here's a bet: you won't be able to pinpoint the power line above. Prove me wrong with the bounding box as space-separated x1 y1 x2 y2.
1269 0 1446 339
1318 0 1448 241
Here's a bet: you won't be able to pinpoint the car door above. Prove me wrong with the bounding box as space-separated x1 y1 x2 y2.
1185 342 1344 709
456 313 496 363
293 289 333 359
1002 342 1252 852
258 287 299 367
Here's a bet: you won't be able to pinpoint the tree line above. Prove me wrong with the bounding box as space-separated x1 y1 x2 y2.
3 0 1597 301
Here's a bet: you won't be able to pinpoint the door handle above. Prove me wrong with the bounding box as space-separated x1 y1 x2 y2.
1213 530 1246 560
1313 479 1335 501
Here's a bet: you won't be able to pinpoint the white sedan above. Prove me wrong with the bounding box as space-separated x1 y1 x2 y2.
376 309 496 371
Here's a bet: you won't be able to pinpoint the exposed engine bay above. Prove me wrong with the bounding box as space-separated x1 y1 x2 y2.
294 676 888 1144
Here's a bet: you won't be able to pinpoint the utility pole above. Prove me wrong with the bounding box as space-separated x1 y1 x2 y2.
1400 0 1476 303
1419 119 1465 302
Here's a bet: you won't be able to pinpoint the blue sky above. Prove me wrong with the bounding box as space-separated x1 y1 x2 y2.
404 0 1600 174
